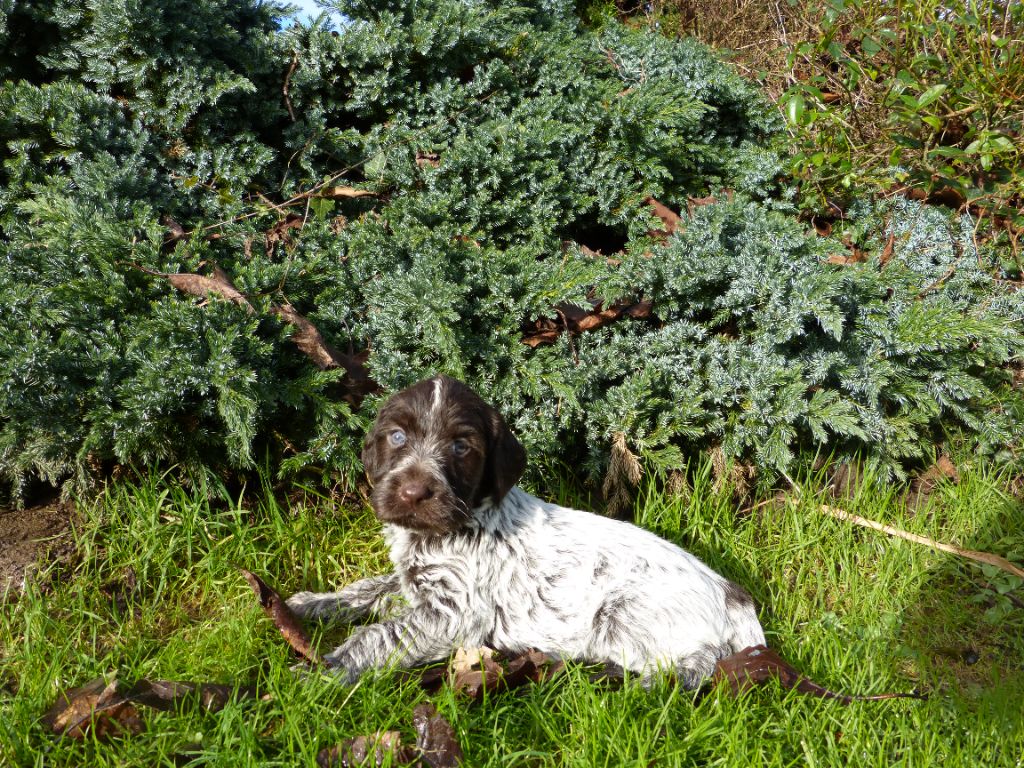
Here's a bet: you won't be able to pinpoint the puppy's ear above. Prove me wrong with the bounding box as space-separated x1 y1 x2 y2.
481 408 526 504
361 425 384 485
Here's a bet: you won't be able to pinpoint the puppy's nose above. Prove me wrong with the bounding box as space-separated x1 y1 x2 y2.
399 481 434 506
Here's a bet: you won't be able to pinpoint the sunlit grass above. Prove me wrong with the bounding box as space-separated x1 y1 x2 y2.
1 460 1022 767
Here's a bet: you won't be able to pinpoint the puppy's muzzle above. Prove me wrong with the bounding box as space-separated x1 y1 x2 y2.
398 478 435 506
373 464 464 534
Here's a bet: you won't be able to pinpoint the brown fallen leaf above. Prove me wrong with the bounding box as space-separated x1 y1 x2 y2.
825 248 869 266
412 703 464 768
409 665 447 694
132 262 255 312
686 194 718 216
416 151 441 169
42 677 259 740
713 645 925 703
645 196 682 239
446 647 563 699
127 679 257 712
811 216 833 238
521 299 653 348
905 185 967 210
449 646 503 699
270 304 347 372
42 678 143 740
162 215 187 246
879 233 896 266
317 731 417 768
827 462 865 500
318 186 378 199
905 454 959 513
264 214 304 257
503 649 562 688
240 569 320 663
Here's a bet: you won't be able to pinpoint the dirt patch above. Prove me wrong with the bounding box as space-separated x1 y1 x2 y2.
0 501 77 599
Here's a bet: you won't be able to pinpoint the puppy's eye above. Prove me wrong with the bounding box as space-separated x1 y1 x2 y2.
451 439 470 457
388 429 407 448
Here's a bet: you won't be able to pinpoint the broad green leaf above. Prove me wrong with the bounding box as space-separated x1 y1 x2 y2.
916 84 947 109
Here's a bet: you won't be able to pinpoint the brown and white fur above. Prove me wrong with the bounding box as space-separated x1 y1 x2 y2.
286 375 765 688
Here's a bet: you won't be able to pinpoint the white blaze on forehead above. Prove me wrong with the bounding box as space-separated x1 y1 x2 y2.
430 376 444 414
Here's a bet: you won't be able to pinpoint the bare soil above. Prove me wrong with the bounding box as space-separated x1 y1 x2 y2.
0 501 76 599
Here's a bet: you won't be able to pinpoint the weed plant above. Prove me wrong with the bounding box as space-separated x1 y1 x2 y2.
2 465 1022 766
587 0 1024 264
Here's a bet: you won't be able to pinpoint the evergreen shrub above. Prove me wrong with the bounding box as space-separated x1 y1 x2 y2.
1 0 1021 500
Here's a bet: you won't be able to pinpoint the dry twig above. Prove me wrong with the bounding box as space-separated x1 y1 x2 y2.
819 504 1024 579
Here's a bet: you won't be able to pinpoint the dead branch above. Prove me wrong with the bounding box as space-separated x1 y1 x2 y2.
819 504 1024 579
283 51 298 123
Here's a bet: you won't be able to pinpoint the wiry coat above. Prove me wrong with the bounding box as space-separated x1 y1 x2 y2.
287 376 765 688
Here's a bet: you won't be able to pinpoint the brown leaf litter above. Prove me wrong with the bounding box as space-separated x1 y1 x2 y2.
42 676 259 740
317 703 463 768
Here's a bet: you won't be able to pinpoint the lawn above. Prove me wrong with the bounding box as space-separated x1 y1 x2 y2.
2 460 1022 767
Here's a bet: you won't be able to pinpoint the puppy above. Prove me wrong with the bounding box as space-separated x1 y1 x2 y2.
287 375 765 688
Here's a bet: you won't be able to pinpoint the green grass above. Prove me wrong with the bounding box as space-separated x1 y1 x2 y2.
2 462 1023 767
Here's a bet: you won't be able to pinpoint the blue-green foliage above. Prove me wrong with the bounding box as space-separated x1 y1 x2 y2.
1 0 1020 498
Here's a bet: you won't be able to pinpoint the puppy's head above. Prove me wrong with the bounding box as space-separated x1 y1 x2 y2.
361 375 527 534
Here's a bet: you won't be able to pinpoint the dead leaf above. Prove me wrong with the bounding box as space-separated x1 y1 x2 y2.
446 647 562 699
412 703 463 768
713 645 925 703
905 454 959 512
319 186 378 199
825 246 869 266
827 462 864 500
645 197 682 239
126 679 256 712
521 299 652 348
811 216 833 238
42 677 258 740
265 214 304 257
240 569 320 663
135 263 254 311
449 647 502 699
686 194 718 216
268 306 377 403
41 678 143 740
521 330 560 349
879 233 895 266
416 152 441 169
407 665 447 694
270 304 346 372
317 731 416 768
162 215 187 246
